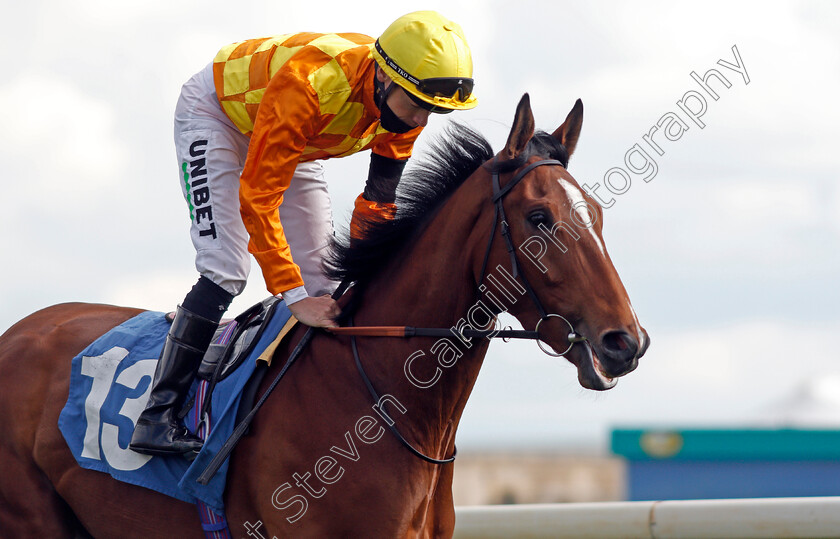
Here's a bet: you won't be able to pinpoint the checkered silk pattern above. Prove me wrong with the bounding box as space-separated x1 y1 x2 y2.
212 32 417 160
211 32 421 295
213 34 299 136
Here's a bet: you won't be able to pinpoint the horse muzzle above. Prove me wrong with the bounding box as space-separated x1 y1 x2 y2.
597 329 642 376
558 327 649 391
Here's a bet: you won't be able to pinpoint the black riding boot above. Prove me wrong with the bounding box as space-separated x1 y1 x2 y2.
129 305 218 456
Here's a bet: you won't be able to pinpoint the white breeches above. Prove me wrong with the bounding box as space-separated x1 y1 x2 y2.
173 63 336 298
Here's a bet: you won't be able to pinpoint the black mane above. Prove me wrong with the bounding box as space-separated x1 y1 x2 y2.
325 124 567 301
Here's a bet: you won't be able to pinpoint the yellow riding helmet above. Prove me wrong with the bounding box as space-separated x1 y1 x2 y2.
372 11 477 111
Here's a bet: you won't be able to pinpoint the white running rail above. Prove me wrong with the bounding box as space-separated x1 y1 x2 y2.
453 497 840 539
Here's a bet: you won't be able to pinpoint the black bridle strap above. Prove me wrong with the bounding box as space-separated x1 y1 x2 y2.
479 158 563 295
350 322 456 465
476 202 500 289
485 159 565 320
492 159 564 202
491 166 520 280
493 175 547 319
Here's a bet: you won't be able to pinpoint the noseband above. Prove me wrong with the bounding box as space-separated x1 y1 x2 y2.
478 158 587 356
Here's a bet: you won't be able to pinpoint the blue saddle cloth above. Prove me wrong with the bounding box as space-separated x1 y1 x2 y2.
58 301 292 513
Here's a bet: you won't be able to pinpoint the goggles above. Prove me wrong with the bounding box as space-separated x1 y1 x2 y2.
406 91 454 114
375 40 474 108
414 77 474 103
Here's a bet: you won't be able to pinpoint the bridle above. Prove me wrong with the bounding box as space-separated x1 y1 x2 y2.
340 157 589 465
478 157 587 357
197 156 592 483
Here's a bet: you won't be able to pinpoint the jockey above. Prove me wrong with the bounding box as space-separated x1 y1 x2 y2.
130 11 477 456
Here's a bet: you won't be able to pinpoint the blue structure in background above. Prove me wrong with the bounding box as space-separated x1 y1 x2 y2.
611 429 840 501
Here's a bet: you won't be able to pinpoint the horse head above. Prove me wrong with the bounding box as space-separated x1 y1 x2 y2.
478 94 649 390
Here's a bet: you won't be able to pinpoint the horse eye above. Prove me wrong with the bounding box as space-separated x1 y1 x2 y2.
528 210 550 227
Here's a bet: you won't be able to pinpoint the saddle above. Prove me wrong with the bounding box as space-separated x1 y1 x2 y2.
163 296 278 381
178 295 293 427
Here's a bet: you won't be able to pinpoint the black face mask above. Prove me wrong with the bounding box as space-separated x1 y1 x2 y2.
380 103 414 134
374 77 414 134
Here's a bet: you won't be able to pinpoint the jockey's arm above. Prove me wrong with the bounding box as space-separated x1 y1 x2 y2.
350 152 406 239
364 153 406 203
238 71 324 307
288 153 407 328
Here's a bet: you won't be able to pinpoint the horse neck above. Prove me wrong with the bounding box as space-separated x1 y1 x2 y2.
350 173 492 455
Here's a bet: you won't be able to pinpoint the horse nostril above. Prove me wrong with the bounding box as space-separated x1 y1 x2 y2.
601 330 638 362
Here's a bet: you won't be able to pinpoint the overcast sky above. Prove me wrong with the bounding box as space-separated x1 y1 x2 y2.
2 0 839 451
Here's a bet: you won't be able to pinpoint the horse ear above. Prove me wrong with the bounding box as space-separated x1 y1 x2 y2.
501 93 535 161
552 99 583 157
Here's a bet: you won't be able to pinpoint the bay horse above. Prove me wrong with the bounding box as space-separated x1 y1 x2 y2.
0 95 648 538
